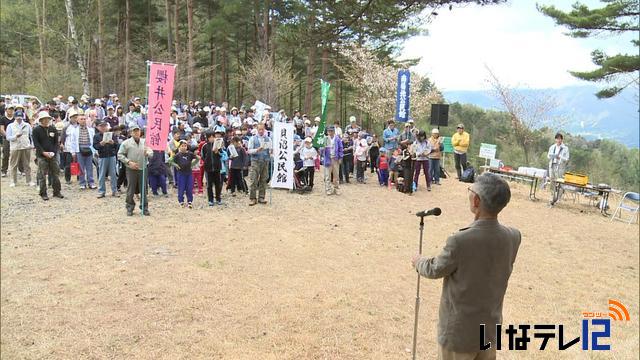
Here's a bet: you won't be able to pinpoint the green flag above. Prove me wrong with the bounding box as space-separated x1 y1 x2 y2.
313 80 330 148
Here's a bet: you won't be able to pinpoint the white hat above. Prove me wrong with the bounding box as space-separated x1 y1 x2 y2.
432 128 440 134
68 96 75 102
250 105 257 111
349 115 356 123
81 94 89 100
314 116 321 122
203 106 211 112
37 111 52 120
109 93 117 97
265 105 271 110
94 98 102 105
360 139 368 147
231 106 238 111
219 107 226 112
304 137 312 143
172 100 178 105
193 123 202 128
408 119 414 123
304 119 311 125
215 106 221 111
67 108 84 118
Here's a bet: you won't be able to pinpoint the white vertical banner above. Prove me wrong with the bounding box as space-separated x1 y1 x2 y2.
270 121 295 189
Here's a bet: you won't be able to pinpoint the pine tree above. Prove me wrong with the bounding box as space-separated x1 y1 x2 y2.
538 0 640 98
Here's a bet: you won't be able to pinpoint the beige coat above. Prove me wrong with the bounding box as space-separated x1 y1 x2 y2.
415 219 521 353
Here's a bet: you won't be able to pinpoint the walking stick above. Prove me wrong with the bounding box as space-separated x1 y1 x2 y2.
411 214 425 360
411 207 441 360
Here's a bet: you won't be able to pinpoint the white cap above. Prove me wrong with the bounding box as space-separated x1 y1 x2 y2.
349 115 356 123
172 100 178 105
304 119 311 125
37 111 52 120
432 128 439 134
314 116 321 122
68 96 75 102
219 107 226 112
203 106 211 112
265 105 272 110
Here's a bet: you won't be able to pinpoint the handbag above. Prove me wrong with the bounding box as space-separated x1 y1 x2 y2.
79 146 93 156
70 162 81 176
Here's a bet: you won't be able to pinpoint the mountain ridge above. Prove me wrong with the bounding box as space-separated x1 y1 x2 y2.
443 85 639 148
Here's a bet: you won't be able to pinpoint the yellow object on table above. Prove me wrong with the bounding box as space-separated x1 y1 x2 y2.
563 172 589 186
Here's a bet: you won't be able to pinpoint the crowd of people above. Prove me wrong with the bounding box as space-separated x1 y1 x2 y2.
0 94 474 214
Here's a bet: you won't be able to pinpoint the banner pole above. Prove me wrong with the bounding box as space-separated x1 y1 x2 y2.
141 60 150 216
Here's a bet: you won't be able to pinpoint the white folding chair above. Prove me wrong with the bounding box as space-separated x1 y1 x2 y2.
610 192 640 224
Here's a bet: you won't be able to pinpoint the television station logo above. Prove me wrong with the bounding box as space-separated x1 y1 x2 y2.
480 299 630 351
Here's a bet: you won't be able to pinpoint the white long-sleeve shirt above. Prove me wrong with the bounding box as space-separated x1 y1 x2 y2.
6 120 32 150
547 143 569 165
300 146 318 167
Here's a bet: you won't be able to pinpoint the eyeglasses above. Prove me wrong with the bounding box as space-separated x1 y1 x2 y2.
467 186 477 196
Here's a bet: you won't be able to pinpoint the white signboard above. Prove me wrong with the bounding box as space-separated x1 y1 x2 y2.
479 143 497 160
253 100 269 121
270 121 294 189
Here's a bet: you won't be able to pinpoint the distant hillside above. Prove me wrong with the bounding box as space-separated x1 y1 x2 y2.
444 85 639 148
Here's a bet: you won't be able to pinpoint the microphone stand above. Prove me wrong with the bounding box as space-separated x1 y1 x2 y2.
412 214 425 360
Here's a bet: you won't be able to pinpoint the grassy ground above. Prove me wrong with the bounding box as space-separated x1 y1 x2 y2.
1 172 638 359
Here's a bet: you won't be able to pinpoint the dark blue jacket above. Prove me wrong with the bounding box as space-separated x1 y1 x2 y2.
148 150 167 176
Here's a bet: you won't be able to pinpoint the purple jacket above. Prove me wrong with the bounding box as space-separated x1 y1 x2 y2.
322 135 343 167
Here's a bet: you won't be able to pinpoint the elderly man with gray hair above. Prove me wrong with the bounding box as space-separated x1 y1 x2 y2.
411 173 521 360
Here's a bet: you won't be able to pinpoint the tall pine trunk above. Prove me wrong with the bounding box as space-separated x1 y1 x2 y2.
64 0 90 95
221 40 227 101
124 0 130 100
148 0 154 60
303 44 316 113
174 0 181 99
166 0 172 58
97 0 104 95
186 0 194 99
207 0 215 101
35 0 45 92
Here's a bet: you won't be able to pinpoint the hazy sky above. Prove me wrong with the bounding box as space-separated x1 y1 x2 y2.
400 0 638 91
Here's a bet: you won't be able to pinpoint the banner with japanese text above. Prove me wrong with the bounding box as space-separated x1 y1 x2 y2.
395 69 410 122
270 121 294 189
312 79 330 148
146 62 176 151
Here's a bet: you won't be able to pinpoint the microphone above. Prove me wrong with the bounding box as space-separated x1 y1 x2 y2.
415 207 442 217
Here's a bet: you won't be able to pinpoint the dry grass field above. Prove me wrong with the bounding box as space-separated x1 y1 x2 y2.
1 172 638 359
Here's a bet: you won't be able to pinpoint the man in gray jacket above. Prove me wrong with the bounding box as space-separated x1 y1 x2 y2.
412 173 521 360
117 125 153 216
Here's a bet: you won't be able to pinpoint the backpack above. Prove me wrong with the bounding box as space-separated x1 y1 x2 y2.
439 166 448 179
460 166 475 183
